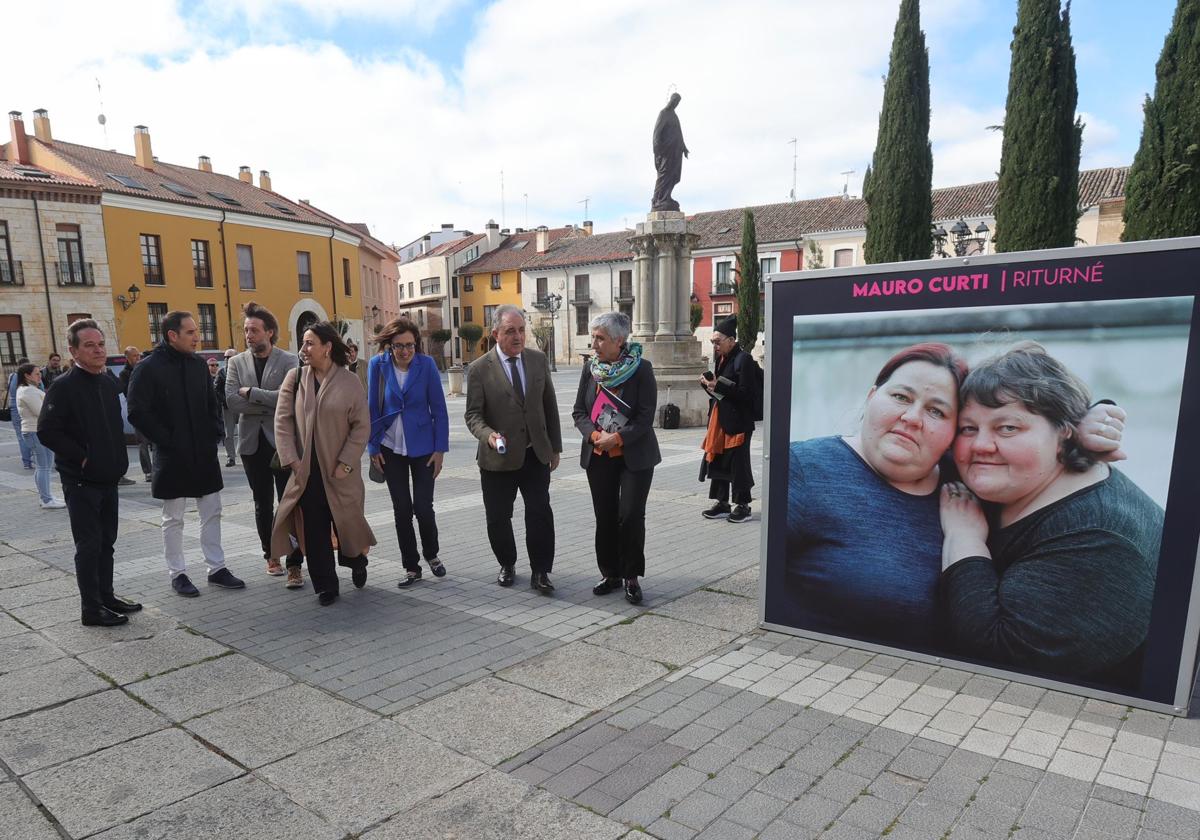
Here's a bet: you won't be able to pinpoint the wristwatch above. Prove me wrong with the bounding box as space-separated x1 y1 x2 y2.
341 463 353 474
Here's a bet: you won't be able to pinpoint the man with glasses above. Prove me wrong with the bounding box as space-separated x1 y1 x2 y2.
698 315 761 523
225 302 304 585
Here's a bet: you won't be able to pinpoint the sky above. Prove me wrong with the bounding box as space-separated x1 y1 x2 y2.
2 0 1179 248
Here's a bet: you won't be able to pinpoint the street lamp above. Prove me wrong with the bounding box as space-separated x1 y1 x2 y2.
117 283 140 310
933 219 991 258
543 292 562 372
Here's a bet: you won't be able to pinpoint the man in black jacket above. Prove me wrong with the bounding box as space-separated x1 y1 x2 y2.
37 319 142 627
699 315 761 524
128 310 245 597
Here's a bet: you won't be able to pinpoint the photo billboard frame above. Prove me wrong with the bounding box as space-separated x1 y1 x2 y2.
760 237 1200 715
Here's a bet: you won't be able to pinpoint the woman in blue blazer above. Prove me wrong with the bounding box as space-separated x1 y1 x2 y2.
368 318 450 587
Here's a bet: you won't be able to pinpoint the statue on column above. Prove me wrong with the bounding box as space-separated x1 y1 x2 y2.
651 92 688 212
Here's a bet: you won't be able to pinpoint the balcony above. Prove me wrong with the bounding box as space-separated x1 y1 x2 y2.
55 262 94 286
570 292 592 306
0 261 24 286
615 286 634 303
713 281 736 296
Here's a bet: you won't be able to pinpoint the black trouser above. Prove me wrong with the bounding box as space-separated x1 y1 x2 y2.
62 477 118 614
382 447 439 572
586 453 653 579
299 456 348 595
136 433 152 477
243 431 302 567
480 448 554 573
709 430 755 506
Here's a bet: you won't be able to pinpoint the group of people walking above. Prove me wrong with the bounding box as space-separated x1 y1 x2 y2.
26 299 762 627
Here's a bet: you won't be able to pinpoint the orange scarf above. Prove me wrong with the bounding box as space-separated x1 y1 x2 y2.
701 407 745 462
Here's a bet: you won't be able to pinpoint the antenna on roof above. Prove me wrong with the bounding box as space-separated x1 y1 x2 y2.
788 138 798 202
523 193 528 229
839 169 856 200
95 77 109 146
578 196 590 221
500 169 505 230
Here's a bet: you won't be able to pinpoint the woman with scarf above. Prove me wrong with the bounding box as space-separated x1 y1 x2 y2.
571 311 661 604
699 315 761 523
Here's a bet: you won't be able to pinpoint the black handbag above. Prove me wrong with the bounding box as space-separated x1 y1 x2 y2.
368 365 386 484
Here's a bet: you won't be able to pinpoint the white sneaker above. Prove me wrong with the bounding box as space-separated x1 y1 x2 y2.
41 499 66 510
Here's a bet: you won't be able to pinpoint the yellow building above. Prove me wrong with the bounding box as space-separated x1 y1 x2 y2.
2 111 364 352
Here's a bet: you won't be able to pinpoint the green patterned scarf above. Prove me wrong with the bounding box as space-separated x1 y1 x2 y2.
589 342 643 388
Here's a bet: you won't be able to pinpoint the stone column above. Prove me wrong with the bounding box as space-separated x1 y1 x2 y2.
675 247 694 338
655 235 673 339
632 239 655 341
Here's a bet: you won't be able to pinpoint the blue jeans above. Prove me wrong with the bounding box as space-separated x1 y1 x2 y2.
12 413 32 468
23 431 53 503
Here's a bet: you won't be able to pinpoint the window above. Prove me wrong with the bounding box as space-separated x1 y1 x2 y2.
417 310 425 327
536 277 548 302
407 282 414 298
420 277 440 296
297 251 312 293
463 245 479 262
463 306 474 322
463 275 474 291
237 244 255 290
453 337 460 358
0 221 21 285
148 303 168 344
0 314 26 365
197 304 218 350
343 258 351 296
161 181 197 198
483 305 496 329
516 275 521 294
491 273 501 290
451 276 458 298
713 302 733 324
191 240 212 287
140 234 164 286
576 305 589 336
714 261 734 294
56 224 88 285
453 308 460 328
207 191 241 206
573 275 590 302
398 284 405 300
833 248 853 267
265 201 297 215
618 269 633 300
619 300 632 319
760 256 778 277
107 173 149 190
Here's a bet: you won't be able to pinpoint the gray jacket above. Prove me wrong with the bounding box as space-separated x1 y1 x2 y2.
224 345 299 454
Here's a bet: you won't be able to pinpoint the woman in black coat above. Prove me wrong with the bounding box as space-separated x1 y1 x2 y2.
572 311 661 604
699 315 759 523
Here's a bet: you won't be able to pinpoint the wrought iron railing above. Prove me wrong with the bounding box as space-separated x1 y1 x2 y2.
55 261 94 286
0 261 23 286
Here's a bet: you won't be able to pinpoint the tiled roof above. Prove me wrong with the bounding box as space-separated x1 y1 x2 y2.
32 138 349 230
424 232 486 258
455 227 571 274
0 158 96 188
521 230 635 271
293 201 398 258
690 166 1129 250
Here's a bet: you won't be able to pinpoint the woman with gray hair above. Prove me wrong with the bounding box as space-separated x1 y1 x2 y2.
571 311 661 604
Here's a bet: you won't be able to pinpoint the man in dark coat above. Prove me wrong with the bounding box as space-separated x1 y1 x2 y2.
128 310 245 597
651 92 688 212
37 319 142 626
699 315 761 523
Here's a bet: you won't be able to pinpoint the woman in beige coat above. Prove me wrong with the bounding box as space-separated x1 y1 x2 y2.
272 322 375 605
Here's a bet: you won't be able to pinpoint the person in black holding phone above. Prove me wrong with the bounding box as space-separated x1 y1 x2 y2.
572 311 661 604
699 315 760 523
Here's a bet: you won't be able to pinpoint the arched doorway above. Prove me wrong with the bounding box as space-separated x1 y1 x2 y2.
295 311 318 352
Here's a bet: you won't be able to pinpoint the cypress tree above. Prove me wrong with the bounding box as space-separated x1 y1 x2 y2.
1123 0 1200 241
864 0 933 264
735 209 761 353
994 0 1083 252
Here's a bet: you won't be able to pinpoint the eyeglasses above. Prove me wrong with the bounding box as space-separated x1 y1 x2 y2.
390 342 416 351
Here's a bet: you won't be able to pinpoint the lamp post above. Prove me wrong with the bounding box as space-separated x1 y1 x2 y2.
933 219 991 258
543 292 562 372
117 283 140 311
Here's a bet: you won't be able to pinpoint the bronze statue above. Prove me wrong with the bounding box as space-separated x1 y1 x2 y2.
651 92 688 212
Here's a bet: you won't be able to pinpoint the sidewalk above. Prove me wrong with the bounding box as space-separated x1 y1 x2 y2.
0 370 1197 840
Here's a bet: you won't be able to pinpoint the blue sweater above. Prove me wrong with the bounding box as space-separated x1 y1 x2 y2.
366 353 449 458
775 436 944 649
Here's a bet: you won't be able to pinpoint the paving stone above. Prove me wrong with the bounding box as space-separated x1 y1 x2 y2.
647 817 702 840
0 575 79 608
0 631 63 674
671 788 731 831
0 655 110 719
91 776 342 840
653 589 760 634
0 688 165 775
585 614 739 669
839 793 903 833
77 627 228 684
0 610 27 638
500 641 667 708
259 719 486 834
0 555 67 589
23 727 241 837
708 566 758 599
703 763 765 799
609 764 709 826
38 610 180 655
186 682 376 767
721 789 788 831
125 652 292 720
0 781 60 840
693 818 756 839
8 596 80 630
1140 798 1200 838
399 676 588 765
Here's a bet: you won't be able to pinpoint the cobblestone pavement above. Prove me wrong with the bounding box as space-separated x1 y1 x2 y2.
0 367 1197 839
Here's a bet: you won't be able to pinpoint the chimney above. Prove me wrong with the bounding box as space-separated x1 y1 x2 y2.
441 223 454 230
515 227 525 234
238 166 253 184
535 225 549 254
582 220 593 236
421 234 431 254
258 169 272 191
32 109 52 143
484 219 501 251
198 155 212 172
8 112 30 164
134 125 153 170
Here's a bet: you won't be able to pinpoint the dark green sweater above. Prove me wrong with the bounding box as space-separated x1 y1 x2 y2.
941 467 1162 692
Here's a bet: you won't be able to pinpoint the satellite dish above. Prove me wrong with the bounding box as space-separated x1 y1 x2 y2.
97 114 106 126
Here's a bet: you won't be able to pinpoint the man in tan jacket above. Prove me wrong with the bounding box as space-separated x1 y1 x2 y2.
465 304 562 593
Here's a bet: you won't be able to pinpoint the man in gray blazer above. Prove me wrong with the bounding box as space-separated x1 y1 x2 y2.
465 304 562 593
225 302 303 583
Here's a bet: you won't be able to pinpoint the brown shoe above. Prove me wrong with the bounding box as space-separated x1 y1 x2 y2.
285 566 305 589
266 558 285 576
